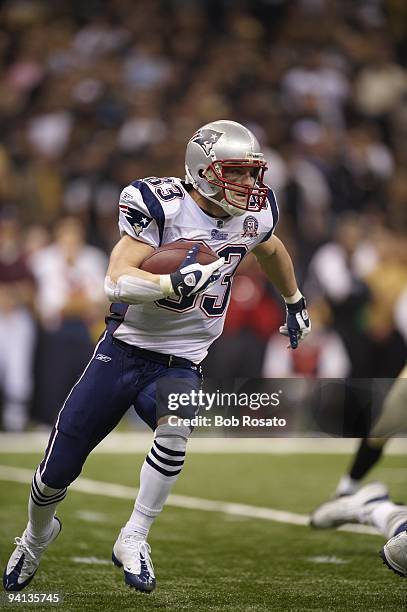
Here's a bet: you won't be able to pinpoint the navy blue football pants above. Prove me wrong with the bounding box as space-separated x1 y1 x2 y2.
38 328 202 489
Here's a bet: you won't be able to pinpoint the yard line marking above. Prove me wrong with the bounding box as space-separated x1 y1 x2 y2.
71 557 110 565
307 556 349 565
0 466 381 536
75 510 108 523
0 433 406 454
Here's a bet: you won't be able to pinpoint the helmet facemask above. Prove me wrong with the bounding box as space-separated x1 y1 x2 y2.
201 157 268 216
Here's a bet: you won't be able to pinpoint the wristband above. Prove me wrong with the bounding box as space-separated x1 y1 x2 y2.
283 289 303 304
159 274 174 297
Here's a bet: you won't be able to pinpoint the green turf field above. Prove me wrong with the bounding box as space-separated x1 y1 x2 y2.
0 452 406 611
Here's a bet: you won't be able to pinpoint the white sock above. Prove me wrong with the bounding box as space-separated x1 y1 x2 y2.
123 430 187 540
369 501 395 535
27 469 67 542
370 501 407 539
335 475 360 496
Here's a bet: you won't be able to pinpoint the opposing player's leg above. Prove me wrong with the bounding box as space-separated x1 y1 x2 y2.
372 369 407 576
360 494 407 577
311 370 407 525
334 438 386 498
112 367 200 593
310 481 390 529
3 330 137 591
369 366 407 439
335 369 407 497
309 479 407 577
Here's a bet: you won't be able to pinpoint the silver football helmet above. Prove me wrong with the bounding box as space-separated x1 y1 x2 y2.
185 120 268 216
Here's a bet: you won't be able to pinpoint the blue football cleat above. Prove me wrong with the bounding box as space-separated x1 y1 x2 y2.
3 517 62 591
112 530 156 593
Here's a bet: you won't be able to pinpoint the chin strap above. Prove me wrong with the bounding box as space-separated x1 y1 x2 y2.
186 172 246 217
198 189 246 217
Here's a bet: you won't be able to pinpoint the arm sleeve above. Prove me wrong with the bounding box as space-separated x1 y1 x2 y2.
118 182 163 248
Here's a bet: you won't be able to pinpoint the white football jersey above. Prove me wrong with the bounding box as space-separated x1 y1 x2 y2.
110 177 279 363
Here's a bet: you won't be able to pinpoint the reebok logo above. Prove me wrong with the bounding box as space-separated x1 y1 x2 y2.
95 354 112 362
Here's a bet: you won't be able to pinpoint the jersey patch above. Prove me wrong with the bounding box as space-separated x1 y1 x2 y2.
241 215 259 238
119 202 153 237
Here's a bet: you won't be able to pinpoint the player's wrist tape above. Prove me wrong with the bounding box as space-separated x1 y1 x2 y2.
283 289 303 304
104 275 171 304
159 274 175 297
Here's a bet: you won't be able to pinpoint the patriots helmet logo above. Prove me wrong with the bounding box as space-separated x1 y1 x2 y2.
119 203 153 236
191 129 223 156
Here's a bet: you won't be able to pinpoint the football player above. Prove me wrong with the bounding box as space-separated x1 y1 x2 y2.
310 367 407 577
312 480 407 577
3 120 311 593
310 366 406 515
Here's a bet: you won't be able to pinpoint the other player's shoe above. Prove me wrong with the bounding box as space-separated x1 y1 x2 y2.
112 530 156 593
3 517 62 591
310 482 389 529
380 530 407 577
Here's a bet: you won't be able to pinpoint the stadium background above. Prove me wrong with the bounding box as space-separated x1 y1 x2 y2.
0 0 406 429
0 2 406 610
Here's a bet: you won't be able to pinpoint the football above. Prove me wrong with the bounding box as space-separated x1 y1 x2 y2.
139 240 218 274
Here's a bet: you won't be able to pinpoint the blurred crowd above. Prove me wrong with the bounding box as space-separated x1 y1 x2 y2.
0 0 406 430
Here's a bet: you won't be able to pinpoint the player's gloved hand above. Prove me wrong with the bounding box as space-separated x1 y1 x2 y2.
160 245 225 298
279 294 311 349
